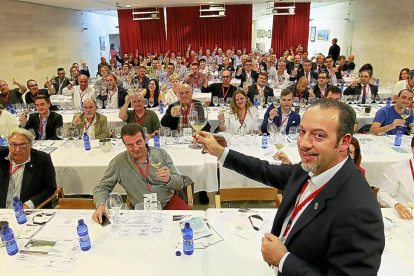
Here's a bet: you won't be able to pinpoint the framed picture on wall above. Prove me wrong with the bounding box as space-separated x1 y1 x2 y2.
310 27 316 42
268 30 272 38
317 30 329 41
260 29 264 38
99 36 106 51
257 30 261 39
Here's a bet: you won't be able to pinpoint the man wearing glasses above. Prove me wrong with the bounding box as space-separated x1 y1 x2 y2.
92 123 190 224
324 55 342 85
119 93 160 136
19 95 63 140
312 71 333 98
235 59 258 88
0 79 27 107
201 69 237 103
161 84 211 132
0 128 57 209
25 79 54 105
290 60 318 83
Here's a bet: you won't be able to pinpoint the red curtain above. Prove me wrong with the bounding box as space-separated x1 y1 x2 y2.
117 9 166 56
271 3 310 57
166 5 252 55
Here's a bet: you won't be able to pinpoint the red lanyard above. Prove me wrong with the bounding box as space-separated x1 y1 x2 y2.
222 85 231 99
84 115 95 131
296 92 303 100
278 73 282 83
132 157 151 192
280 114 289 127
305 72 309 80
1 91 10 103
281 180 326 240
39 114 45 140
409 160 414 183
108 88 117 101
134 111 146 125
361 85 368 98
30 90 39 103
9 162 23 177
256 84 265 97
182 100 193 119
79 89 87 102
239 108 248 126
246 72 251 82
194 74 201 86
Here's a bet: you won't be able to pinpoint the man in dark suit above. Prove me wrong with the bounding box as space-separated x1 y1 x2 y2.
312 71 333 98
19 95 63 140
343 70 378 104
247 72 274 105
286 55 303 75
45 68 69 95
235 60 258 88
328 38 341 62
312 54 326 73
261 89 300 134
195 99 384 275
324 55 343 85
290 60 318 83
0 128 57 209
97 74 128 109
201 69 237 103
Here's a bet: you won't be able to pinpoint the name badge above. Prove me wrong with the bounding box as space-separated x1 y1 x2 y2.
143 193 158 211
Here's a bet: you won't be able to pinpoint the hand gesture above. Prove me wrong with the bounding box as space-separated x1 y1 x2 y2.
392 119 406 129
395 203 413 220
273 151 290 164
309 92 316 98
291 70 297 76
72 116 81 126
45 80 52 88
125 95 132 104
184 75 190 82
19 114 27 125
67 83 73 90
100 89 107 96
156 166 170 183
81 61 87 68
269 108 279 120
192 131 225 158
218 112 225 123
171 106 181 117
261 234 288 267
237 67 243 75
92 205 106 224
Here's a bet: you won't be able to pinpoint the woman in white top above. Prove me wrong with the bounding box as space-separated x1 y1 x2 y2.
0 107 18 137
217 89 259 135
159 73 180 106
377 137 414 220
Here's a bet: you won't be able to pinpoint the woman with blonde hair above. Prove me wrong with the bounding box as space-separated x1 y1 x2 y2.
217 89 259 135
159 74 180 106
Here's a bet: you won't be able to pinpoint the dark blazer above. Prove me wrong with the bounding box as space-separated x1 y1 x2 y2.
160 100 211 132
286 63 303 75
290 69 318 82
343 83 378 104
0 147 57 208
24 111 63 140
261 105 300 134
247 85 274 104
328 44 341 62
133 76 151 89
46 77 69 94
312 63 327 73
313 84 333 98
96 86 128 109
201 83 238 103
223 151 384 275
235 70 258 87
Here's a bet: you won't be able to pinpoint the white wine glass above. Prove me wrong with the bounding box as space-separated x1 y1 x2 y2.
273 97 281 109
401 107 411 120
274 133 285 154
149 98 154 109
218 97 225 110
115 126 122 139
56 127 64 140
407 202 414 215
267 122 278 143
150 149 163 169
188 102 208 149
212 96 219 111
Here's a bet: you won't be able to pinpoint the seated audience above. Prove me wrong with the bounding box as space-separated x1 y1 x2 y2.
349 137 365 175
69 66 79 86
49 68 69 95
0 79 27 106
73 61 90 78
217 89 258 135
246 72 274 104
156 63 175 88
235 59 258 87
159 74 180 106
183 63 205 89
313 71 332 98
217 56 235 72
63 75 96 110
120 63 134 84
0 105 18 137
25 79 54 105
119 93 160 136
392 69 414 100
161 84 211 132
286 55 303 75
343 70 378 104
337 55 348 72
108 59 120 75
141 79 160 107
370 88 414 135
94 66 122 92
133 66 151 89
346 55 356 71
324 55 342 85
92 123 190 224
97 57 109 76
288 77 313 100
202 69 237 103
268 61 290 88
290 60 318 83
312 54 326 72
71 99 110 139
261 89 300 134
97 74 127 109
19 95 63 140
377 136 414 220
0 128 57 209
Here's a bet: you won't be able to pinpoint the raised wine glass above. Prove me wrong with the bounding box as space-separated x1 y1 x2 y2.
212 96 219 111
188 102 208 149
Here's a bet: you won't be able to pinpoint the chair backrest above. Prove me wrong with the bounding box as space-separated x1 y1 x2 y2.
55 198 96 209
215 187 282 208
36 186 65 209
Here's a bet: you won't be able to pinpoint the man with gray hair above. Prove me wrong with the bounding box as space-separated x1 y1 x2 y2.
0 128 57 209
194 98 384 275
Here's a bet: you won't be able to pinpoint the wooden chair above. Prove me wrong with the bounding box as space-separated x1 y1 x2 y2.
55 198 96 209
373 188 379 196
36 186 65 209
215 187 282 208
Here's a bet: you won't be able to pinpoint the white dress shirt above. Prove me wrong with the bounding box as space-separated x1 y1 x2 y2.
222 106 259 135
62 86 96 110
5 155 34 209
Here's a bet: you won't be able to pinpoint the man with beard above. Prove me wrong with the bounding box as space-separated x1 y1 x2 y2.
71 99 110 139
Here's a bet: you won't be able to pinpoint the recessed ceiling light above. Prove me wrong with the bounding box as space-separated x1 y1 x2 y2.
208 2 214 3
126 4 132 8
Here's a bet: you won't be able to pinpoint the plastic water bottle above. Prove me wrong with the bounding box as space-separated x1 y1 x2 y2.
1 223 19 256
83 132 91 150
376 79 380 87
159 100 164 114
254 99 259 110
340 82 344 92
80 102 84 113
0 136 7 146
182 222 194 255
154 133 160 148
394 126 403 147
77 219 91 251
13 197 27 224
262 133 268 149
386 97 391 107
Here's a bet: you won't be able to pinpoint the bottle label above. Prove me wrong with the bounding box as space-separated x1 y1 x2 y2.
6 239 16 246
80 234 90 242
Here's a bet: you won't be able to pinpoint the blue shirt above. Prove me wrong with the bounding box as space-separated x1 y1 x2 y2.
372 105 413 135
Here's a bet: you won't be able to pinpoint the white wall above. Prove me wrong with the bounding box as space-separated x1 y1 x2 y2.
0 0 119 86
307 2 354 59
252 16 273 52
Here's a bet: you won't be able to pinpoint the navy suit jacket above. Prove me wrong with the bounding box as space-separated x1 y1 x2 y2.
0 147 57 208
24 111 63 140
261 105 300 134
343 83 378 104
247 85 274 104
290 69 318 82
223 152 384 275
235 70 258 87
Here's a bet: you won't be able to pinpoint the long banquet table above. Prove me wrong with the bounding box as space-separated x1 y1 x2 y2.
0 208 412 275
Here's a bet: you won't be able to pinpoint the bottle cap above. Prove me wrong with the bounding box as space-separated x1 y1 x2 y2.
175 251 181 256
185 222 190 227
13 197 18 202
78 219 84 225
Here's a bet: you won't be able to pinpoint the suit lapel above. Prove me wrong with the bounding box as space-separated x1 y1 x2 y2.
283 158 354 246
20 152 35 203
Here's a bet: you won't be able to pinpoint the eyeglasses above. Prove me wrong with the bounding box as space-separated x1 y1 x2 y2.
178 91 191 96
28 84 38 87
318 77 327 79
348 149 356 156
10 143 29 149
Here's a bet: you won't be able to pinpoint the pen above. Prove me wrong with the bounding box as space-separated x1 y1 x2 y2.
50 142 55 146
